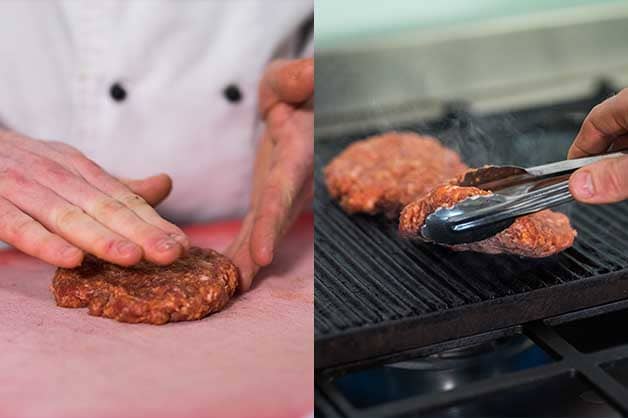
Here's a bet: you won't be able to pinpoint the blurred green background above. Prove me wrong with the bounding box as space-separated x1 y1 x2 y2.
315 0 626 49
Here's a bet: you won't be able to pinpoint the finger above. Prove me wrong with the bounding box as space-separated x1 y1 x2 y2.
0 136 186 260
25 161 184 264
250 171 312 267
249 133 275 207
119 173 172 206
225 214 260 292
608 134 628 152
0 170 143 266
249 136 312 267
28 140 182 240
568 88 628 158
238 263 260 292
258 175 311 255
249 104 313 265
68 154 190 249
0 198 83 267
569 155 628 204
259 58 314 117
0 134 81 176
225 212 255 258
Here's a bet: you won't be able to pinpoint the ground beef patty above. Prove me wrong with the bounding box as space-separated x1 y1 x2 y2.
324 132 468 216
399 184 577 257
52 247 239 324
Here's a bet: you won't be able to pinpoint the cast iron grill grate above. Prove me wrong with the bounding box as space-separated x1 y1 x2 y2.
314 92 628 371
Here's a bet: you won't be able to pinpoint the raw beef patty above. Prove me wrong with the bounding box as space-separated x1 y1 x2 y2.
324 132 468 216
52 247 239 324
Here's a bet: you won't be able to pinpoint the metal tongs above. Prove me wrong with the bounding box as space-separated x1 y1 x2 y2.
420 150 628 245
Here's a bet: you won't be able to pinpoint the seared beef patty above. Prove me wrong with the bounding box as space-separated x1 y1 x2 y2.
52 247 239 324
399 185 577 257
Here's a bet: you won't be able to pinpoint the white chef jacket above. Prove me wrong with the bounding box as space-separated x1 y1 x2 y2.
0 0 313 224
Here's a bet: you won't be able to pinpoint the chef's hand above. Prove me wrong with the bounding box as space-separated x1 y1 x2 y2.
226 58 313 291
0 130 189 267
569 88 628 204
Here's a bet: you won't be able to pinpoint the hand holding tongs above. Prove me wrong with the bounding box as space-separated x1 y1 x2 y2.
420 150 628 245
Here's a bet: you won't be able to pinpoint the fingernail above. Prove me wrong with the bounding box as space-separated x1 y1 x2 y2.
156 237 178 252
116 241 139 256
572 171 595 198
61 246 81 259
254 245 273 266
169 233 189 248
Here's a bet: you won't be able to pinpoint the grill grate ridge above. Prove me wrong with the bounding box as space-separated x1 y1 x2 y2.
317 224 420 319
571 213 625 271
315 250 386 324
581 204 628 251
369 226 479 305
396 237 505 300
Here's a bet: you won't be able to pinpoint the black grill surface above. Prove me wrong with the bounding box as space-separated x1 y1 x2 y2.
314 92 628 370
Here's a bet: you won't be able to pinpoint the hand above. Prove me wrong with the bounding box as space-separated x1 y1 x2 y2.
226 58 313 291
568 88 628 204
0 130 189 267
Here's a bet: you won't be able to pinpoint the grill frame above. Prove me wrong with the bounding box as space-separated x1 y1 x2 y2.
314 88 628 371
315 306 628 417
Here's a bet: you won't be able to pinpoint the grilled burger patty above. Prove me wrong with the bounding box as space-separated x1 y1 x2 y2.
399 184 577 257
324 132 468 216
52 247 239 324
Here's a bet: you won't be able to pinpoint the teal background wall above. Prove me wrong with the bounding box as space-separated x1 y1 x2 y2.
315 0 626 49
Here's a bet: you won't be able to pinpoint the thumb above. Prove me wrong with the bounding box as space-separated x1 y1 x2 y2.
119 173 173 206
569 156 628 204
259 58 314 117
270 58 314 104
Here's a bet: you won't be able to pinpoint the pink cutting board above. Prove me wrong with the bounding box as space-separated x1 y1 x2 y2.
0 214 313 418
